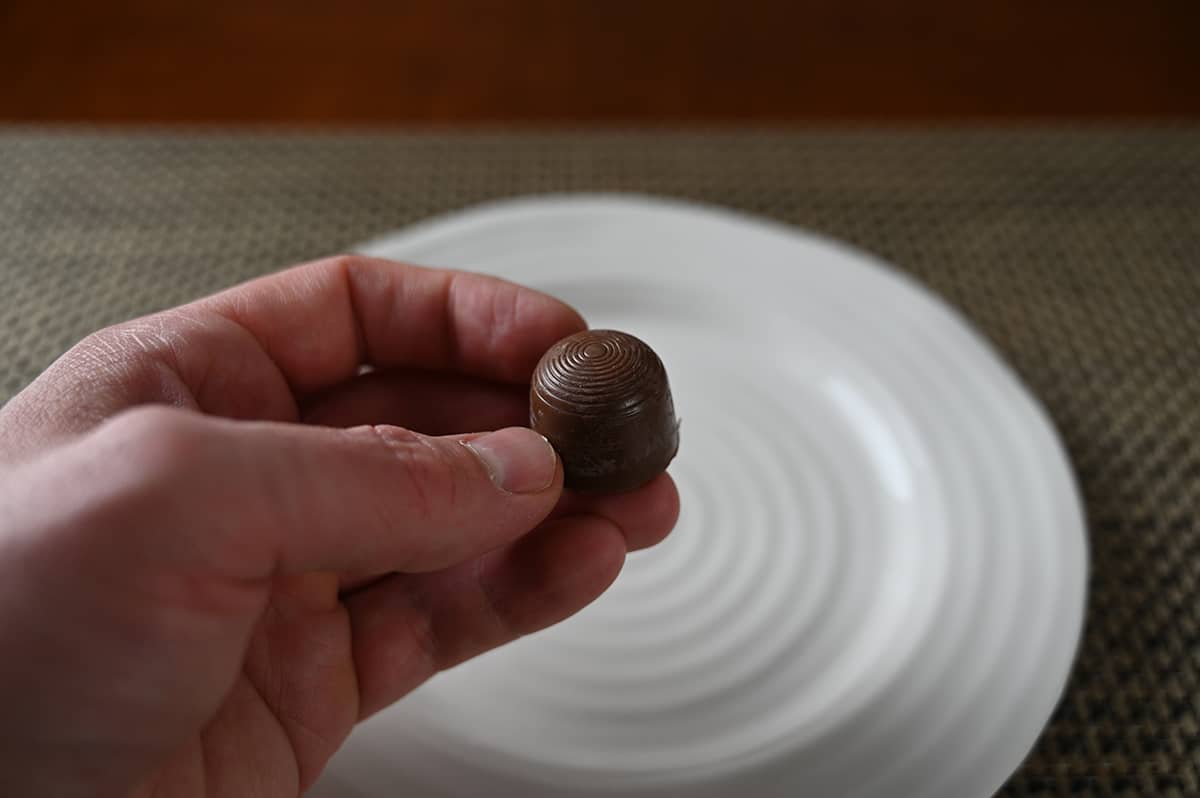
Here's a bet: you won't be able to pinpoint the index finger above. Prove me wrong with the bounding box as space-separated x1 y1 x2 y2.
199 255 586 394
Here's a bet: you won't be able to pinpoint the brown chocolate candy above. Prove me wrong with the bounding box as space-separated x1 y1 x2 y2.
530 329 679 493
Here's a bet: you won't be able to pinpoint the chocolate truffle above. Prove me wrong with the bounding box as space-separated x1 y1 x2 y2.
530 329 679 493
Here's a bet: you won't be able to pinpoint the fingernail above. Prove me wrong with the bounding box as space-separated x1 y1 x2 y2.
464 428 558 494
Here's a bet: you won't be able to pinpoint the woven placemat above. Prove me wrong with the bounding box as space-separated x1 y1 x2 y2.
1 128 1198 796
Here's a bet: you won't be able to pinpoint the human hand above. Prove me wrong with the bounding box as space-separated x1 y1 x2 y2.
0 256 679 797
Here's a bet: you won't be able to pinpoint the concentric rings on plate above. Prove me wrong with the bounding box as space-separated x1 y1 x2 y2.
314 195 1086 798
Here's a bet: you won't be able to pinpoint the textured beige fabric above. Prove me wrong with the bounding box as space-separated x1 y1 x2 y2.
1 128 1197 796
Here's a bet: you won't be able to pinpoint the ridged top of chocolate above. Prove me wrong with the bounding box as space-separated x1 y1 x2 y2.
531 329 671 419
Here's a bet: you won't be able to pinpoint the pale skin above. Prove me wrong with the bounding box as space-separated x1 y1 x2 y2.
0 255 680 797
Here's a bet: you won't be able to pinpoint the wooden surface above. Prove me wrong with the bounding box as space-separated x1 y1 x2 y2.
2 0 1198 123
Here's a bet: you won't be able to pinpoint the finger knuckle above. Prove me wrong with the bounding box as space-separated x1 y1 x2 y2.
62 318 187 403
326 252 389 295
362 426 463 523
325 252 364 275
77 316 176 362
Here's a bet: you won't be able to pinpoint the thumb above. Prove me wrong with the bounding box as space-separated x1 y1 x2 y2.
81 406 565 581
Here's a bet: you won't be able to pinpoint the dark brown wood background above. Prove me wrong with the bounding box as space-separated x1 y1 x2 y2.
2 0 1198 123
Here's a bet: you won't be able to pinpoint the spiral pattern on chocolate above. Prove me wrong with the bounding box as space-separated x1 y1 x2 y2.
532 330 668 419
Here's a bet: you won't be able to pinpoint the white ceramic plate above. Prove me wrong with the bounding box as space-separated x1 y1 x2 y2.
312 195 1087 798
